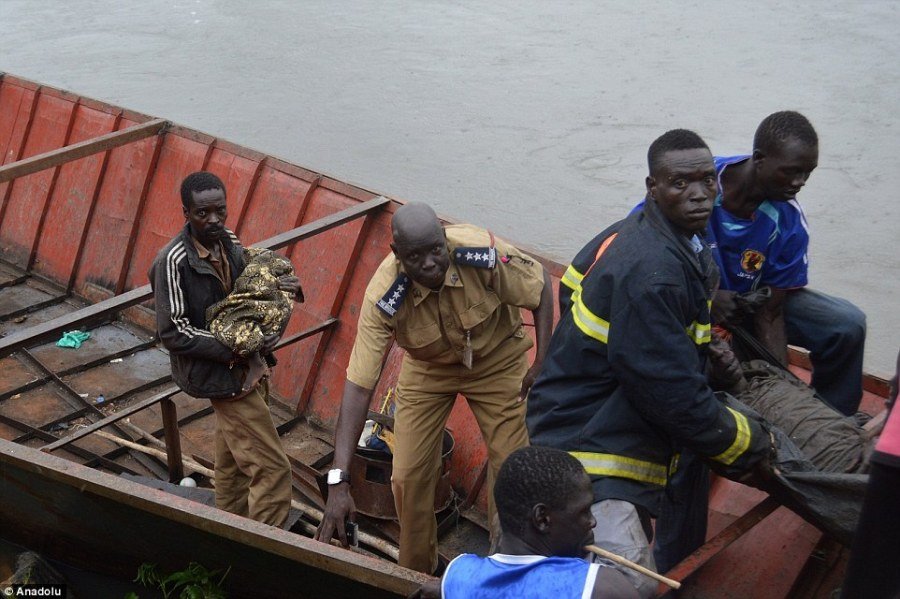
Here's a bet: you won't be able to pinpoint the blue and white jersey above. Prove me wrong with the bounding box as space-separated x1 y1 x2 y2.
707 155 810 293
442 553 600 599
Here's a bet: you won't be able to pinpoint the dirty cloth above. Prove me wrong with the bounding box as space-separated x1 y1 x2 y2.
735 360 866 473
206 247 295 357
56 330 91 348
722 394 867 547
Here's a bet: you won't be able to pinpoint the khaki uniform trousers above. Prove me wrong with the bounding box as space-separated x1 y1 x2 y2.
209 380 292 527
392 335 531 573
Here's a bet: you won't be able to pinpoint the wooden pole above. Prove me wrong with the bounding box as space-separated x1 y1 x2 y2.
584 544 681 590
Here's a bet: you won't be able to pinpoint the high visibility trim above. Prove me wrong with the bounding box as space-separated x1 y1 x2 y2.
711 407 752 465
686 320 711 345
570 451 668 486
561 264 584 292
572 293 610 344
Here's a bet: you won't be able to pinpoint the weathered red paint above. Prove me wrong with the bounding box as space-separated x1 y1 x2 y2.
0 73 891 598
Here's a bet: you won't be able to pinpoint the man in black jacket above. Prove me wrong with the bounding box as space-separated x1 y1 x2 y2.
527 130 773 597
149 171 299 527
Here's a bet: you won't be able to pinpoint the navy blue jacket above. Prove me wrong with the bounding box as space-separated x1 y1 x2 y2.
527 199 768 515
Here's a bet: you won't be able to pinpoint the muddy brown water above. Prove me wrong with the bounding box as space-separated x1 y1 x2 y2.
1 1 897 373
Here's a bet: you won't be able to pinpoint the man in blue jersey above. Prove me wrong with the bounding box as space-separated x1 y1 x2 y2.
408 446 638 599
708 111 866 417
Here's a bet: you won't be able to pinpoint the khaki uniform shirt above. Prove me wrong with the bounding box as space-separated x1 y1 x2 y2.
347 224 545 389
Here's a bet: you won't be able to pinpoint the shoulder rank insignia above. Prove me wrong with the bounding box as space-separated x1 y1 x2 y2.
376 274 410 317
453 247 496 269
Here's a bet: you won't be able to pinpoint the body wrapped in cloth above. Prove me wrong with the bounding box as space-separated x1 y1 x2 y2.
206 247 297 356
720 361 871 547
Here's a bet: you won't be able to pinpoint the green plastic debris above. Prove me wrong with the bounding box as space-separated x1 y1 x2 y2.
56 330 91 349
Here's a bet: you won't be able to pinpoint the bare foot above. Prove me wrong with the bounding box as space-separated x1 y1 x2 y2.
243 352 269 393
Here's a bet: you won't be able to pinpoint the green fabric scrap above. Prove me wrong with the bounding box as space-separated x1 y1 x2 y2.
56 330 91 349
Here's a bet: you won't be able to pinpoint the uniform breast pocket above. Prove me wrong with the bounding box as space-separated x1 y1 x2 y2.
396 321 449 361
458 293 501 331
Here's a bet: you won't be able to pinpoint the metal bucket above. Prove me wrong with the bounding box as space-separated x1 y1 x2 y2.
349 429 455 519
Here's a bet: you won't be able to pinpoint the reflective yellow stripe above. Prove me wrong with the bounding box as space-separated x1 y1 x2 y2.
686 301 713 345
711 407 752 465
570 451 668 486
686 320 711 345
572 292 610 344
561 264 584 292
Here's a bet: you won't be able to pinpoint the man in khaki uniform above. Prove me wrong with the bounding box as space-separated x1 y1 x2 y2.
316 202 553 573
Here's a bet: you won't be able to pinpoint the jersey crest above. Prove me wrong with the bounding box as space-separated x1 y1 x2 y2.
740 249 766 273
376 274 410 317
453 247 496 269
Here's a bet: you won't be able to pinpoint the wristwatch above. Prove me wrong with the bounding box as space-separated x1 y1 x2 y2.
327 468 351 485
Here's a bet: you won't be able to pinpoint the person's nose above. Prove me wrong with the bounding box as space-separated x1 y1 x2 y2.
688 181 712 202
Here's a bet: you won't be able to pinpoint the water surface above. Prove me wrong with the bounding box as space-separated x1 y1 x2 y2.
1 1 897 373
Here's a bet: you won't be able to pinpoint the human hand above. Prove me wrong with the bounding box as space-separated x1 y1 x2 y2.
738 432 779 489
519 362 542 401
711 289 740 325
277 275 304 302
314 484 356 548
260 334 280 355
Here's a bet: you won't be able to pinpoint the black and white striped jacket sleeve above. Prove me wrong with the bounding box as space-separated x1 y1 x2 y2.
150 240 234 363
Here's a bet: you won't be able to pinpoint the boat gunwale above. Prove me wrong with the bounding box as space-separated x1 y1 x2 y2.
0 437 430 595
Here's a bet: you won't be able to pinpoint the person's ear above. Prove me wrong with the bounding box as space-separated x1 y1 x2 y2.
183 205 190 220
645 175 656 200
532 503 551 533
752 149 765 170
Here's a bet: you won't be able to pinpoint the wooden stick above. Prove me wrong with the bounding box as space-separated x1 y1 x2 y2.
585 544 681 590
93 430 400 561
95 430 212 477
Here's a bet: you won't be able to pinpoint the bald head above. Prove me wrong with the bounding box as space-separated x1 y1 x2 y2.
390 203 449 289
392 202 443 247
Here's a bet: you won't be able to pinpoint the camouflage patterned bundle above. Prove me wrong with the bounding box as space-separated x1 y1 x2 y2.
206 247 294 356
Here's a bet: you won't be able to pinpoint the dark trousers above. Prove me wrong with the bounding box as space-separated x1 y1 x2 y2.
652 450 710 574
841 459 900 598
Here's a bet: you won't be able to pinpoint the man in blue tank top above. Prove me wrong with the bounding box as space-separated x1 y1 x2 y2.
409 446 638 599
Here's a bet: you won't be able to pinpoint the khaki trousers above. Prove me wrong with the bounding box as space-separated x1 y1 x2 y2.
209 380 292 527
392 335 531 573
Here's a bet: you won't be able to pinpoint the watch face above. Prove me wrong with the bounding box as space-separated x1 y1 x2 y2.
328 469 342 485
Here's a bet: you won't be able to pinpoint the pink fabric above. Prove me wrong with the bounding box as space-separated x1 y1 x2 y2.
876 407 900 458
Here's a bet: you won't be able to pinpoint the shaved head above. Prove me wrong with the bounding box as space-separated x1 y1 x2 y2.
392 202 443 248
390 203 449 289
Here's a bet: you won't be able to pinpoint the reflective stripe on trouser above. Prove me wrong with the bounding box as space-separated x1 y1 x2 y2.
392 335 531 573
210 380 292 527
591 499 658 599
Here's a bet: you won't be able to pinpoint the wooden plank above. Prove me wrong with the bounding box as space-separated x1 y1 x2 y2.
0 196 389 359
41 385 181 452
0 118 167 184
0 285 149 359
160 398 185 482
